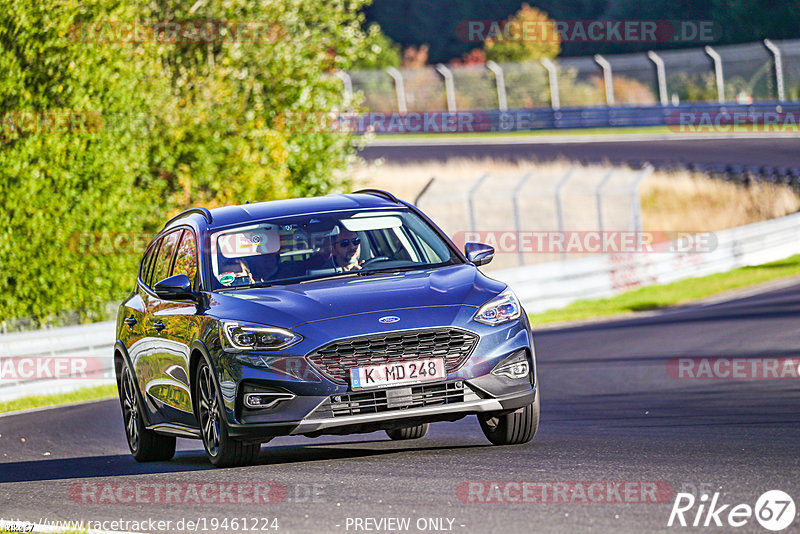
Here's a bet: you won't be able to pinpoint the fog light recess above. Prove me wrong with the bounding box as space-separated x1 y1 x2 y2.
243 392 295 409
491 350 530 380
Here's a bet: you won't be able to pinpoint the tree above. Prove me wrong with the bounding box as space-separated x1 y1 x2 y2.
711 0 800 42
484 4 561 63
0 0 396 325
365 0 526 63
0 0 164 325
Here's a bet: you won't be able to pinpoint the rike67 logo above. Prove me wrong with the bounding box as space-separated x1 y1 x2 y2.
668 490 796 531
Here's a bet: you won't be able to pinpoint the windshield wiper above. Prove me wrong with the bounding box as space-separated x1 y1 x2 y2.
356 266 423 276
298 272 361 284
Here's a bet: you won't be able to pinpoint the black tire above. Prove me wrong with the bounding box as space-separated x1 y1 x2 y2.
478 391 540 446
386 423 429 440
195 360 261 468
119 362 176 462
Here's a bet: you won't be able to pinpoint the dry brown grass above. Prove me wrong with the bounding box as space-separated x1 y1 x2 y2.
353 158 800 232
640 173 800 231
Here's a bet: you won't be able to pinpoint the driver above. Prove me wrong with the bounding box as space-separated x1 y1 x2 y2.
331 227 364 271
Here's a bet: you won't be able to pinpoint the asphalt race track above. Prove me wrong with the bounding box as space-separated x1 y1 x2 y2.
359 136 800 169
1 283 799 533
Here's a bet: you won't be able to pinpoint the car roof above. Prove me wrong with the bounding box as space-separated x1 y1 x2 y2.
163 192 405 233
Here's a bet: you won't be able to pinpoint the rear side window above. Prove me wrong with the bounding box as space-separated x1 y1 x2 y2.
151 230 182 285
173 230 199 289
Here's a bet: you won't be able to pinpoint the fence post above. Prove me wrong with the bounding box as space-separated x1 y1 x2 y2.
486 61 508 112
512 172 533 266
595 169 616 234
386 67 408 113
415 177 436 206
540 58 560 110
763 39 786 102
629 165 654 232
334 71 354 109
594 54 615 106
555 167 575 261
468 174 490 233
647 51 669 106
704 46 725 104
435 64 457 113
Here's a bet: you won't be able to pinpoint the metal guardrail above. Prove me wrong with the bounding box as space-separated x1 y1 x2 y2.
494 211 800 314
0 321 116 402
345 101 800 134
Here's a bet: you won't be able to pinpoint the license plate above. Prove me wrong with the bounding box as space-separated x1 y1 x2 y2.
350 358 446 390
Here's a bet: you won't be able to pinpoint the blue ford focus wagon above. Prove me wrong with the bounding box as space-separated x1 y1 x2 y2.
115 190 539 467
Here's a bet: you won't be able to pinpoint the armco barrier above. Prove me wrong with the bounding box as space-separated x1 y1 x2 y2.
0 321 116 403
494 211 800 314
2 212 800 402
349 102 800 134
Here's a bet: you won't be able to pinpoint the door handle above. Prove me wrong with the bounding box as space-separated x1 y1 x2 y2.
152 320 166 333
124 315 137 328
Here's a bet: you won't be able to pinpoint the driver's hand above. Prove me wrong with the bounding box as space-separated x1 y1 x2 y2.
343 260 365 272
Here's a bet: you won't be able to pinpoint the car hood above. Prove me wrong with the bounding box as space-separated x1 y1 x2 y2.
206 264 505 329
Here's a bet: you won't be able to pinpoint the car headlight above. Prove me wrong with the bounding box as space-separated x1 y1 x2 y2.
491 350 530 380
220 321 302 351
474 289 521 326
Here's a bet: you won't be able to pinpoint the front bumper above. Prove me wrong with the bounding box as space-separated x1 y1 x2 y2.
226 384 535 440
213 313 537 441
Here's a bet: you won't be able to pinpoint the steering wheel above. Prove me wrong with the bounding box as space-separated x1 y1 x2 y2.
361 256 393 267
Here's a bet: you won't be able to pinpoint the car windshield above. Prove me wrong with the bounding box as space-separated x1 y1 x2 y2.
209 209 461 290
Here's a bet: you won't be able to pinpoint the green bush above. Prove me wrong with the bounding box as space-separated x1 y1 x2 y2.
0 0 394 326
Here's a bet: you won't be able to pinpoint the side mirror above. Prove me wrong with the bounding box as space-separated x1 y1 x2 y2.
465 242 494 266
153 274 196 301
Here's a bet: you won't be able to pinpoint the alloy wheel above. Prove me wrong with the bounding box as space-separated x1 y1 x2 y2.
121 366 140 453
198 365 221 457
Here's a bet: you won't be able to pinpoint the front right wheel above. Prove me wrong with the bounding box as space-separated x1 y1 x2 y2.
478 391 539 445
386 423 429 440
196 360 261 468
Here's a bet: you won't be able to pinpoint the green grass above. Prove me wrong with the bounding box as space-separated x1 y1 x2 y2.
529 254 800 326
0 384 117 414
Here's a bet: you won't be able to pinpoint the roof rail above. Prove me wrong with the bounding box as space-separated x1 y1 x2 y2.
351 189 399 203
163 207 213 229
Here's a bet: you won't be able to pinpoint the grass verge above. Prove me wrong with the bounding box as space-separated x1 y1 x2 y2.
529 254 800 326
0 384 117 415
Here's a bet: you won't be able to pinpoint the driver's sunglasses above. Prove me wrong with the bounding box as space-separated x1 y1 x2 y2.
335 237 360 248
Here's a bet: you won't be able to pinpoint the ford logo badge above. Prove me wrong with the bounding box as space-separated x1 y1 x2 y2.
378 316 400 324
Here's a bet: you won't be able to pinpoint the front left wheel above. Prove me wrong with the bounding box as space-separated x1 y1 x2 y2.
196 360 261 468
478 391 539 446
119 362 176 462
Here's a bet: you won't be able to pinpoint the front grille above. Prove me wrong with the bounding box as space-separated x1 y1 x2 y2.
306 328 478 384
330 382 466 417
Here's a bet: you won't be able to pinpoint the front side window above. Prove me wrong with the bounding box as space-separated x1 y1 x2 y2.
151 230 182 286
173 230 198 289
209 210 461 290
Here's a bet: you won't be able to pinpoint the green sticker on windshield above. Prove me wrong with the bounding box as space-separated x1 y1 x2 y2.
219 272 236 286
